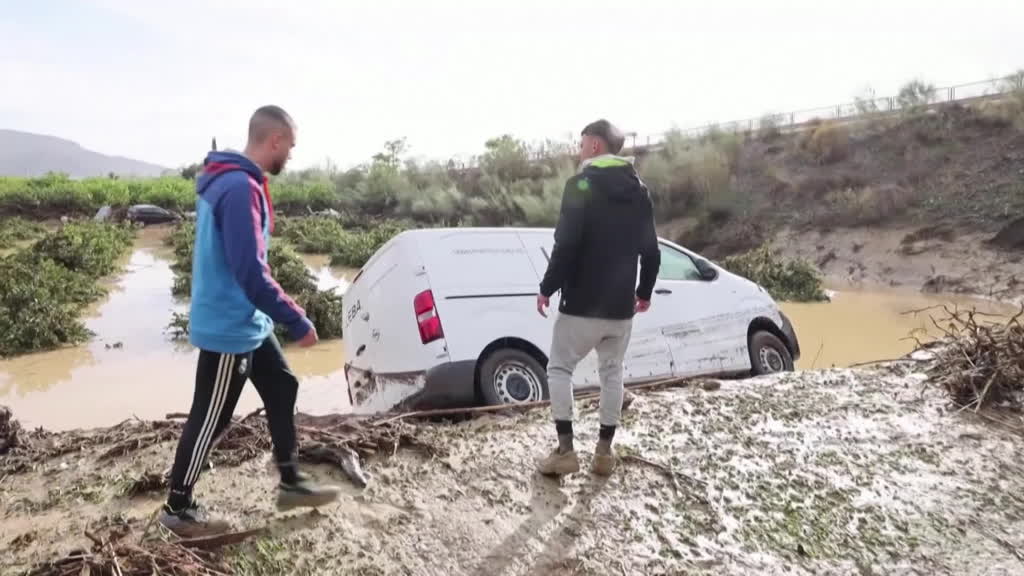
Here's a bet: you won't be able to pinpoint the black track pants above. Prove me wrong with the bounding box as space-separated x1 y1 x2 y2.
166 334 298 507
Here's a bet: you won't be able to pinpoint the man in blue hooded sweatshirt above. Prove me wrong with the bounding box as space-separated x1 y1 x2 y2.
160 106 340 537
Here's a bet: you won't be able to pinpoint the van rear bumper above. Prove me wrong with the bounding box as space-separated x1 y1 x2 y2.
404 360 478 409
346 360 477 412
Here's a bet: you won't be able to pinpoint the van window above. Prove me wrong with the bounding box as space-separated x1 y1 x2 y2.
657 244 702 281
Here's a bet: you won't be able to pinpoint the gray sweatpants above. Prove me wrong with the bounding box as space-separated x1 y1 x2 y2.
547 313 633 427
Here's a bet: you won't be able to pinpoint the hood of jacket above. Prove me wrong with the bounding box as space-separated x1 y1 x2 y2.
196 150 264 196
579 154 647 204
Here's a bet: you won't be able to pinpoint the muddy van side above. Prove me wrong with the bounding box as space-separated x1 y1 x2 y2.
343 228 799 413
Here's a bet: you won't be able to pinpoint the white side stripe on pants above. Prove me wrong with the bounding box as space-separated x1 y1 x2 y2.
183 354 235 486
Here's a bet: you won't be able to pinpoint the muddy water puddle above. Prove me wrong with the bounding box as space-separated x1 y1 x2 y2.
0 228 357 430
780 288 1017 370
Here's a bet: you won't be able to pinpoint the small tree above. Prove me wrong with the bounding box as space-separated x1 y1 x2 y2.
758 113 784 140
897 79 936 114
180 163 202 180
1004 69 1024 92
854 87 880 115
372 138 407 169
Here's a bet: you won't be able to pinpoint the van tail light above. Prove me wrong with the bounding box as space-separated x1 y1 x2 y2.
414 289 444 344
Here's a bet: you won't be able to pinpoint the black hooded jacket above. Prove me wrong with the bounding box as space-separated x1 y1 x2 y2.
539 156 661 319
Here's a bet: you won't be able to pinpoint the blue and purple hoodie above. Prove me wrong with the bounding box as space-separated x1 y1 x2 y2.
189 150 312 354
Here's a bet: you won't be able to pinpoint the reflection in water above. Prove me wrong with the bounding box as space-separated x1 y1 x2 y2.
780 289 1016 370
0 228 355 431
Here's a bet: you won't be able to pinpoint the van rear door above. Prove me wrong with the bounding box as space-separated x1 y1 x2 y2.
343 234 449 410
419 229 540 363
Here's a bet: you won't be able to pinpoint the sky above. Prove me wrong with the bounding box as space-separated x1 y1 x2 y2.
1 0 1022 170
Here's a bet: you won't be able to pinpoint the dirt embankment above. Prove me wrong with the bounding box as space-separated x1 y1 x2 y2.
664 103 1024 298
772 224 1024 299
4 366 1024 575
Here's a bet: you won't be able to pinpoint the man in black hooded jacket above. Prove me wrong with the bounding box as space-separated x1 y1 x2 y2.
536 119 661 477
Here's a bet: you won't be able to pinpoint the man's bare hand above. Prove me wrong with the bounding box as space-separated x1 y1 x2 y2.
297 325 319 348
635 298 651 313
537 294 550 318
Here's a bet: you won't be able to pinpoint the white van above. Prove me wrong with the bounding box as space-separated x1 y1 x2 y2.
342 227 800 413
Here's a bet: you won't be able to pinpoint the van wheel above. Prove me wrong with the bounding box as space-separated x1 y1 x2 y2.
749 331 794 375
479 349 548 406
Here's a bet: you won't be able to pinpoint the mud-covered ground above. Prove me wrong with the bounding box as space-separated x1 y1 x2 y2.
4 366 1024 575
774 225 1024 301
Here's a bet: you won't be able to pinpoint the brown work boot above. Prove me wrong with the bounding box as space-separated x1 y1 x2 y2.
592 443 617 477
159 500 232 538
537 448 580 477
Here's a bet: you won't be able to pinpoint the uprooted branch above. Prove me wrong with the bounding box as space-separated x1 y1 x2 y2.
26 526 258 576
3 407 440 489
922 304 1024 409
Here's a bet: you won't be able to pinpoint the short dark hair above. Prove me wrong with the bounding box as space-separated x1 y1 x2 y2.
581 119 625 154
248 105 294 144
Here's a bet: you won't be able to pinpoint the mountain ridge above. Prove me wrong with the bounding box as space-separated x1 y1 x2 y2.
0 129 168 178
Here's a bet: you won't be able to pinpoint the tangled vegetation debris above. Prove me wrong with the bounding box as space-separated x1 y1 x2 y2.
0 403 436 492
164 222 345 340
722 244 828 302
25 525 244 576
0 221 135 357
921 305 1024 409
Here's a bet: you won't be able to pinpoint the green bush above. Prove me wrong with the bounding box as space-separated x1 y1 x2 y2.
32 221 135 279
805 121 850 165
0 221 136 357
0 217 46 247
329 221 408 268
0 256 93 356
897 79 936 114
276 217 346 254
722 245 828 302
166 223 345 341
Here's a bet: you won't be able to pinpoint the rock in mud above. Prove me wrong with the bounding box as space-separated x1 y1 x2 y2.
922 274 966 294
989 216 1024 250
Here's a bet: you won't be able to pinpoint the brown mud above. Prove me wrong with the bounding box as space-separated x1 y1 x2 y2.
4 366 1024 575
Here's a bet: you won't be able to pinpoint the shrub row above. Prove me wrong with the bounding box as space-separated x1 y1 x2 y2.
0 221 135 357
165 222 346 341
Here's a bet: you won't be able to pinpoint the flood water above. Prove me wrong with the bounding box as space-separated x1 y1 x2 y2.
780 290 1017 370
0 227 358 431
0 227 1018 430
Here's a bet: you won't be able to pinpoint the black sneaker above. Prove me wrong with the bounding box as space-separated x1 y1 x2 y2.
276 472 341 512
158 500 232 538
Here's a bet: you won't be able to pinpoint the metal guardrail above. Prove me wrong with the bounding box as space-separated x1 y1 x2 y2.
628 74 1023 149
